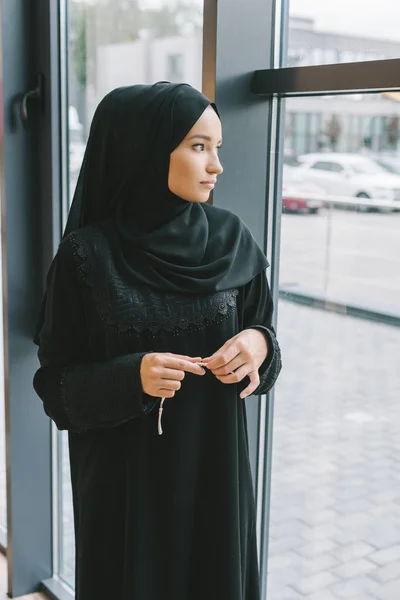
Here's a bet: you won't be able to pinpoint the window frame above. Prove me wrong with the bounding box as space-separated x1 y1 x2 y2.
4 0 400 598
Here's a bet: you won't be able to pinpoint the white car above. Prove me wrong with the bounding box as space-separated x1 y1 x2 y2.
297 153 400 210
282 164 325 213
371 155 400 176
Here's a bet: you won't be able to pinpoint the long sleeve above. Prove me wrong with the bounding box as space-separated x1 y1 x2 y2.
33 245 156 433
239 271 282 396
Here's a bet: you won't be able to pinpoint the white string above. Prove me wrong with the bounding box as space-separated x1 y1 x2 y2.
158 398 165 435
158 362 208 436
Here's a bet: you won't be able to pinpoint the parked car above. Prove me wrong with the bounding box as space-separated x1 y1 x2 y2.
282 164 325 214
297 152 400 211
368 154 400 176
283 155 302 168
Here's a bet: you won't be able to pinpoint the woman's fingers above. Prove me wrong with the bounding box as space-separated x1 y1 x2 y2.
201 339 232 364
202 340 240 371
171 354 203 362
160 368 186 381
212 364 261 398
160 378 182 391
214 363 250 384
239 371 260 399
210 355 245 377
158 389 176 399
141 353 205 398
158 354 206 376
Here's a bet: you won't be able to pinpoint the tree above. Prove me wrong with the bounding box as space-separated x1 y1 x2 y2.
71 5 87 88
325 114 342 150
142 0 203 37
386 115 399 149
70 0 143 91
69 0 202 89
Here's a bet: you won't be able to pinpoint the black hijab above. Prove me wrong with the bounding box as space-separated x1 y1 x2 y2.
65 82 268 293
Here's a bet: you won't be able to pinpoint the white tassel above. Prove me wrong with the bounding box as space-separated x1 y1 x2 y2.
157 362 207 435
158 398 165 435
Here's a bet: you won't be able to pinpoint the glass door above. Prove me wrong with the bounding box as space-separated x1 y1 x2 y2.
0 29 6 546
268 90 400 600
57 0 204 587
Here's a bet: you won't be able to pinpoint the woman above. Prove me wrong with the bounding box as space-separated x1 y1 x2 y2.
34 82 282 600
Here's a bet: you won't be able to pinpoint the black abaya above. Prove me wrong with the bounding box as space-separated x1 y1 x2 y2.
34 222 282 600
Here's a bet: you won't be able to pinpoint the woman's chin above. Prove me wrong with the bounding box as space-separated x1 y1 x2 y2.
182 195 210 203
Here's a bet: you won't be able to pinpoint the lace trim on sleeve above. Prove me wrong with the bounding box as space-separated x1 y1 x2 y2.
239 326 282 397
255 328 282 396
58 353 154 432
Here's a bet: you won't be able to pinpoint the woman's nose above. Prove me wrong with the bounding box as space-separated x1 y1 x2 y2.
208 156 223 175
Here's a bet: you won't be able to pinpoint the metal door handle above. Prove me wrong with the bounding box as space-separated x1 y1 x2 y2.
20 73 44 129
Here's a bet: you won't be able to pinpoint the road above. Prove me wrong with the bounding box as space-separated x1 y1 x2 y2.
267 299 400 600
280 209 400 318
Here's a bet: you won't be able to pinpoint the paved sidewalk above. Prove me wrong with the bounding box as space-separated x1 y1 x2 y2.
267 300 400 600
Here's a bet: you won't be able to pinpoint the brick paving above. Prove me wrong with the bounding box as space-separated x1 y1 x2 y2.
279 211 400 318
267 300 400 600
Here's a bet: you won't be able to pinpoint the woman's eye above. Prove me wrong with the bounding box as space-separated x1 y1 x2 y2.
192 143 222 153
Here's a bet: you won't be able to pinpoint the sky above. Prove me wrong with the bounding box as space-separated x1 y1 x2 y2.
290 0 400 42
79 0 400 44
139 0 400 43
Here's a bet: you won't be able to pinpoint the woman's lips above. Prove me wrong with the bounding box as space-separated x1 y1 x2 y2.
201 182 215 190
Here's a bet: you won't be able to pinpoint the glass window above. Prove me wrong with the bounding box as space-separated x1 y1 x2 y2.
284 155 302 167
270 92 400 599
0 71 6 548
0 259 6 547
310 161 339 171
329 162 344 173
59 0 204 588
167 53 184 81
67 0 203 203
376 156 400 175
350 159 386 174
286 1 400 67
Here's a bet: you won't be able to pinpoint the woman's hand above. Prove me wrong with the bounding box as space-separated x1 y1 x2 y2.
202 329 268 399
140 353 205 398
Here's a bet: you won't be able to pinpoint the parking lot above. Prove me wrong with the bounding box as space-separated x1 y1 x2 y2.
280 209 400 318
268 299 400 600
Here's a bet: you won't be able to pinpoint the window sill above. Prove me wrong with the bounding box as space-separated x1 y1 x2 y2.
41 578 74 600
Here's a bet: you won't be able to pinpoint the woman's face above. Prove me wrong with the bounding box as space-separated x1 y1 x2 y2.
168 106 223 203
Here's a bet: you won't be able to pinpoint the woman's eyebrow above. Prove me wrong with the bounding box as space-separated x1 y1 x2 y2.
188 134 223 144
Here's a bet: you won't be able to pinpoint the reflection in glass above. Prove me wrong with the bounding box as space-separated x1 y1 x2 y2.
282 94 400 316
68 0 203 201
286 0 400 67
60 0 204 588
0 251 6 545
0 70 6 545
268 93 400 599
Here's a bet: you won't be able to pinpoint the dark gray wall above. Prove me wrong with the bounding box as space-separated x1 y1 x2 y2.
1 0 53 595
203 0 275 489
